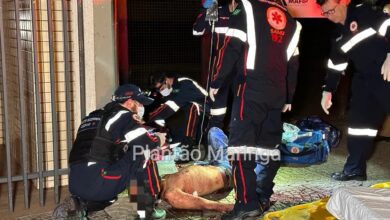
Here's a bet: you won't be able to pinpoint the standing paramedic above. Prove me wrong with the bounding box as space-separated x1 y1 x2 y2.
68 84 165 219
193 0 239 129
317 0 390 181
209 0 301 218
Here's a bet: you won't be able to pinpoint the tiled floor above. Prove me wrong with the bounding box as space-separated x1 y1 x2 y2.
2 125 390 220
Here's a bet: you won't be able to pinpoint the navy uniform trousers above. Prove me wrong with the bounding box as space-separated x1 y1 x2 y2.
69 150 160 214
228 86 282 211
343 78 390 175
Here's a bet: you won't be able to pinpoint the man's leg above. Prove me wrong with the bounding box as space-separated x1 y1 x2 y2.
222 103 265 219
231 155 259 210
167 104 199 162
255 159 280 210
208 127 230 169
209 84 231 129
107 152 161 219
132 160 161 219
255 107 283 208
333 87 385 180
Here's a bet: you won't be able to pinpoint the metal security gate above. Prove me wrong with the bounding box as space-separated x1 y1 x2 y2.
0 0 86 211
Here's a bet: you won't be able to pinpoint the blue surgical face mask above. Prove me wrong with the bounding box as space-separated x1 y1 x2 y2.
160 87 172 97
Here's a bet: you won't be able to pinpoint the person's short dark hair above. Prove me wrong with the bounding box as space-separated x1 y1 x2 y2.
149 72 177 88
316 0 326 6
150 72 167 88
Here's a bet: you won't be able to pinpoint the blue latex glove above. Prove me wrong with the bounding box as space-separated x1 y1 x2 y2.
202 0 214 9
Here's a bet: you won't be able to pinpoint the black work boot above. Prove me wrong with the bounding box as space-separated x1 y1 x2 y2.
331 171 367 181
52 196 88 220
221 209 263 220
260 200 271 213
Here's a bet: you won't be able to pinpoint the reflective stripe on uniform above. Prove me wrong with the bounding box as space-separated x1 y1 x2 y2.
287 21 302 61
215 27 228 34
226 28 247 42
105 110 128 131
123 127 148 143
154 119 165 127
210 107 227 116
227 146 280 157
328 59 348 71
341 28 376 53
242 0 256 70
378 18 390 36
193 29 205 36
292 47 299 56
191 102 201 115
348 127 378 137
178 77 208 96
165 100 180 112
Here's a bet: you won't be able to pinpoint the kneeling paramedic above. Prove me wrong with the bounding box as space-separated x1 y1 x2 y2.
68 84 165 219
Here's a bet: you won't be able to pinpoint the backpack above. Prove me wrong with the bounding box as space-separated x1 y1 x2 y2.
280 125 330 165
296 116 341 148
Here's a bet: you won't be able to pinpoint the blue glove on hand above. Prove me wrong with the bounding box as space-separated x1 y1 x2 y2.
202 0 215 9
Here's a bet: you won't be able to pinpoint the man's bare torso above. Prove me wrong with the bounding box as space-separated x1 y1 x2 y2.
162 165 226 196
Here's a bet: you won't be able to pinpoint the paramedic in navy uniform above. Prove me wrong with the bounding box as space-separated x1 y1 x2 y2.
208 0 301 218
317 0 390 181
149 72 208 160
193 0 239 129
68 84 165 219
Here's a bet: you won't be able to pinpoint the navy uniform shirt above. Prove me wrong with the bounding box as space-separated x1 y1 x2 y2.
324 4 390 92
149 76 208 121
193 6 233 80
210 0 301 104
70 103 160 164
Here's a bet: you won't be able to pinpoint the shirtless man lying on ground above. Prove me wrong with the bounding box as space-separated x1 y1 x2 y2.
159 127 234 213
160 164 233 212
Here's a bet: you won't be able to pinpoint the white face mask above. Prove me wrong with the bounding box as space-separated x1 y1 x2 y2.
137 106 145 118
160 87 173 97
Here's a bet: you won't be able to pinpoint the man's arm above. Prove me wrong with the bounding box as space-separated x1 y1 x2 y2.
193 9 210 36
359 4 390 81
107 111 162 149
285 21 302 109
209 4 247 100
321 36 348 114
375 10 390 82
163 189 233 212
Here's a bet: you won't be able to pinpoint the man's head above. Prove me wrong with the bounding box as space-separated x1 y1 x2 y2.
384 3 390 14
317 0 348 24
150 72 175 97
228 0 238 12
112 84 154 117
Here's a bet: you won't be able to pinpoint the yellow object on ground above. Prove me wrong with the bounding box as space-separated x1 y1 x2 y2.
370 182 390 189
263 198 336 220
263 181 390 220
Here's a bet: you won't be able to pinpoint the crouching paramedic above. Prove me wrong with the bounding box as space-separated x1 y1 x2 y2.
68 84 165 219
149 72 208 161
